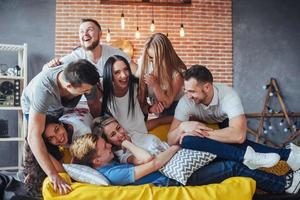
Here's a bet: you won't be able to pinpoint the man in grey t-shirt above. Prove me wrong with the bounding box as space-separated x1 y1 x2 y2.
44 18 129 76
168 65 247 145
21 59 101 195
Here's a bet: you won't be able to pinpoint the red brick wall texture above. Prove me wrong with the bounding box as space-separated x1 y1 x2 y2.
56 0 233 85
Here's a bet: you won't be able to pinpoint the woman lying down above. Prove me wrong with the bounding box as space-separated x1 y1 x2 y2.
67 116 300 194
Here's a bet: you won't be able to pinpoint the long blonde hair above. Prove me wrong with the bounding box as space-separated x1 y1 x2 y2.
138 33 186 105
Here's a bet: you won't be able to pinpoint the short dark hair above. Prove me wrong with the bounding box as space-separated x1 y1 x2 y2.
184 65 213 83
63 59 100 87
80 18 101 31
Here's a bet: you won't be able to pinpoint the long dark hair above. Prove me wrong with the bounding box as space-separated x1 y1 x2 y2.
41 115 72 161
102 55 139 117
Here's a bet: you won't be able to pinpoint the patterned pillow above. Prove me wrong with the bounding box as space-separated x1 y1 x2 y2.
160 149 216 185
63 164 110 185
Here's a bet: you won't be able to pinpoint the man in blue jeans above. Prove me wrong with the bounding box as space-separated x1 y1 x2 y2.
168 65 300 192
70 133 300 194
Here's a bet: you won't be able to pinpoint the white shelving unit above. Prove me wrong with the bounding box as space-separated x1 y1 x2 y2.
0 43 27 170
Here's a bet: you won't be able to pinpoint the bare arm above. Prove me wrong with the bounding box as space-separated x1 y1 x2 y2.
122 140 153 165
145 73 183 108
87 86 102 118
134 145 179 180
167 118 212 145
27 110 71 194
206 115 247 143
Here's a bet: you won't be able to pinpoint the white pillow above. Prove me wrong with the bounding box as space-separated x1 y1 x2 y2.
63 164 110 185
160 149 216 185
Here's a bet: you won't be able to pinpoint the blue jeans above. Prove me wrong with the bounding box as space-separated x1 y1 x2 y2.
183 160 285 193
181 136 290 162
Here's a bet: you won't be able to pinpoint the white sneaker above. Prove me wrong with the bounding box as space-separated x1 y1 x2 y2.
286 170 300 194
243 146 280 170
287 143 300 171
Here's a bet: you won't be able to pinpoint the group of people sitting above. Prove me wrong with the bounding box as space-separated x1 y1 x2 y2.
20 18 300 197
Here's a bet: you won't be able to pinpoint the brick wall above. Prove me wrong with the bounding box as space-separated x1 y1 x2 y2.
56 0 233 84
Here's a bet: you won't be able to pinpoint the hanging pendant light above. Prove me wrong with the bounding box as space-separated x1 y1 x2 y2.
150 3 155 32
135 2 140 39
180 24 185 37
121 12 125 30
135 27 140 39
179 7 185 37
150 19 155 32
106 28 111 42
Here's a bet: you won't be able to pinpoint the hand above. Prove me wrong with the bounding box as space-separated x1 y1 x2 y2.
180 121 212 137
45 58 62 68
144 74 159 88
179 132 205 144
49 173 72 195
149 101 164 114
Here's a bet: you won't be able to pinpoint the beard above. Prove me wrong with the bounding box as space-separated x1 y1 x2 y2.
83 37 100 51
193 89 208 104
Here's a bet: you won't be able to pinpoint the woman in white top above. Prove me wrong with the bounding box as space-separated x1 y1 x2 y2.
138 33 187 116
101 55 170 134
92 116 169 165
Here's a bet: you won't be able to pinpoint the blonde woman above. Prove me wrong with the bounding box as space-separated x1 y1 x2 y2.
138 33 187 116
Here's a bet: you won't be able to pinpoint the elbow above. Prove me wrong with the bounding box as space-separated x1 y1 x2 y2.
27 133 35 147
236 131 246 144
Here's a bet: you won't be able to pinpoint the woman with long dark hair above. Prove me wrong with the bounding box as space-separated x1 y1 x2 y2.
102 55 170 134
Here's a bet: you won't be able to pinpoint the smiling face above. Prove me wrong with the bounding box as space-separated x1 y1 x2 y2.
79 21 101 50
103 121 129 147
184 78 209 105
44 123 69 146
112 60 130 91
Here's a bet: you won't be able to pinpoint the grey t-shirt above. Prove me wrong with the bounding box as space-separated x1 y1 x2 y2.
60 44 130 76
21 65 96 117
174 83 244 123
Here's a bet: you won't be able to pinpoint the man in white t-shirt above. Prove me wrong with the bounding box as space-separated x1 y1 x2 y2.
168 65 246 145
168 65 300 172
44 18 130 76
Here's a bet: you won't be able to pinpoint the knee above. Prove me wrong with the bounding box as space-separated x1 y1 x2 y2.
181 136 203 148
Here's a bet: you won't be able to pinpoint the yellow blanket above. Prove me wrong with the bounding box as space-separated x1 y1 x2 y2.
43 173 255 200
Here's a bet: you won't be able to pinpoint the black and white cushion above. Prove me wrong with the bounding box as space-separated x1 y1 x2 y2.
160 149 216 185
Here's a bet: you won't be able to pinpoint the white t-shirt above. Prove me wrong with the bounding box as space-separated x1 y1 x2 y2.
115 132 169 163
60 44 130 76
59 108 93 142
174 83 244 123
108 86 148 134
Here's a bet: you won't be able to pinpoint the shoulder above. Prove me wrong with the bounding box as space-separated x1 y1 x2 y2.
214 83 240 100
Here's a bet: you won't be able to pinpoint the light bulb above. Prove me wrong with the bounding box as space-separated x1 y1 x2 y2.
292 123 297 130
121 13 125 30
267 106 273 113
269 92 274 97
135 27 140 39
180 24 185 37
279 120 284 126
150 20 155 32
268 125 273 130
284 127 289 132
106 29 111 42
262 84 270 90
263 128 268 134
